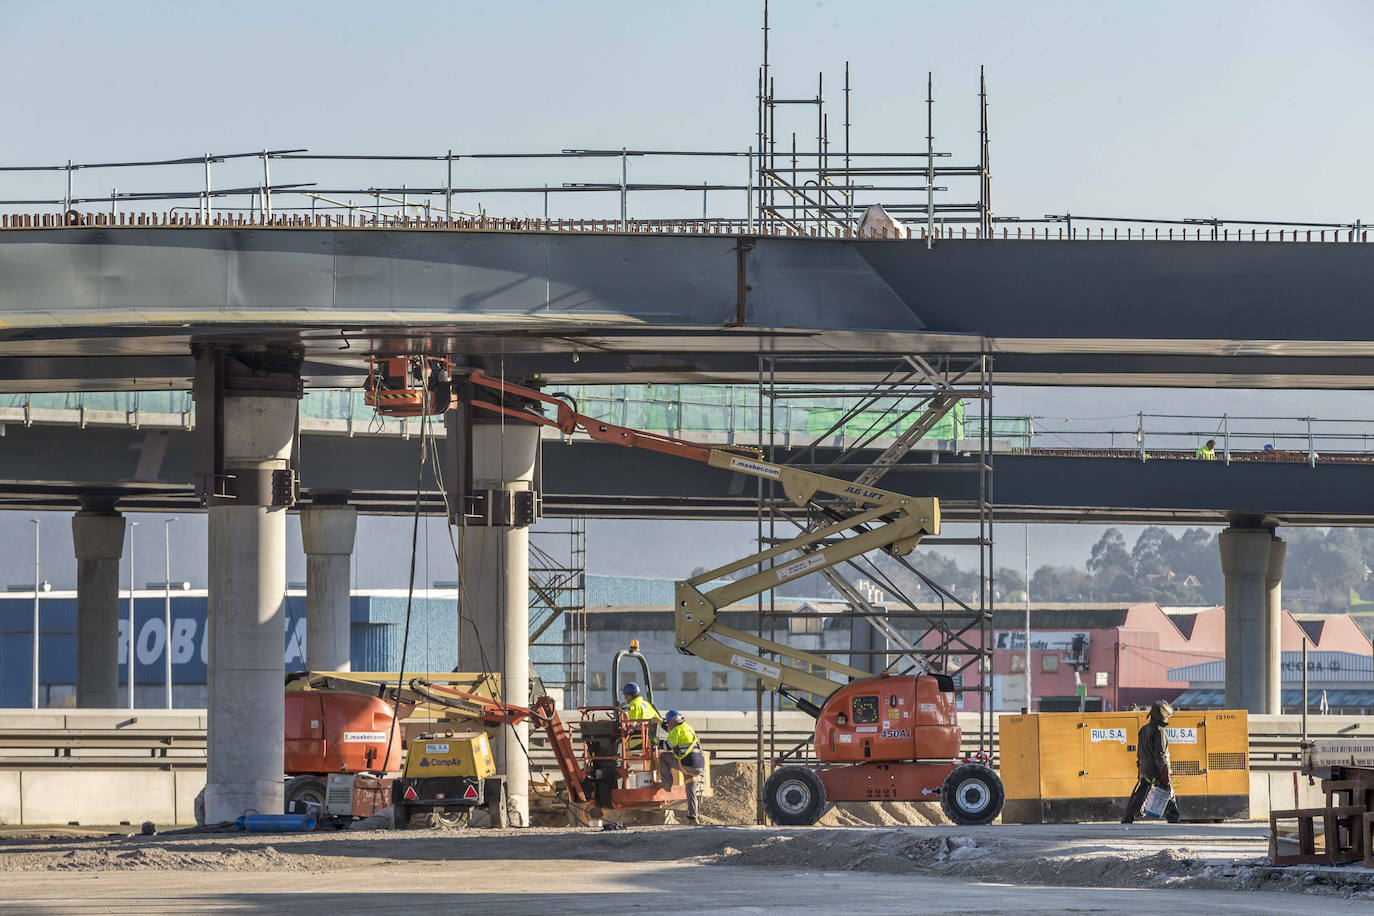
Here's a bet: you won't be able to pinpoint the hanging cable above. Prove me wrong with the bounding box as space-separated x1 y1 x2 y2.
379 361 430 773
423 400 540 773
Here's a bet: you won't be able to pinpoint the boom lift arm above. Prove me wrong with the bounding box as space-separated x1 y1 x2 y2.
455 369 940 713
671 463 938 711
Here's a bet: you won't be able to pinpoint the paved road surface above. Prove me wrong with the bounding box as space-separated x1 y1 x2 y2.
0 822 1368 914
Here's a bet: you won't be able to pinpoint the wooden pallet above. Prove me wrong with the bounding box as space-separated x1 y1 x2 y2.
1270 805 1368 865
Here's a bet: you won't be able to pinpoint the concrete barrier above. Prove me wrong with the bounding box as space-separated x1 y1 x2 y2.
0 707 1367 824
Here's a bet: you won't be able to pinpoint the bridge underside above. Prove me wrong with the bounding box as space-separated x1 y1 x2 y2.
3 228 1374 390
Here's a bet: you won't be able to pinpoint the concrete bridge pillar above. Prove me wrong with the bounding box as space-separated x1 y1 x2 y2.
457 419 540 827
197 347 301 824
1219 525 1285 714
301 501 357 672
72 504 125 708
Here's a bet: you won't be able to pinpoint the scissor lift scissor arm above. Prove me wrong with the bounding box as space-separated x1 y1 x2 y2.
458 369 940 710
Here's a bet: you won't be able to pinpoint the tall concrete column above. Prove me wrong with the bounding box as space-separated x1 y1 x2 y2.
457 420 539 827
202 357 301 825
1219 525 1285 714
72 506 125 708
301 503 357 672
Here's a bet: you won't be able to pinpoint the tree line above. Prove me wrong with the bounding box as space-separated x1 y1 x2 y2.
1021 527 1374 610
793 526 1374 611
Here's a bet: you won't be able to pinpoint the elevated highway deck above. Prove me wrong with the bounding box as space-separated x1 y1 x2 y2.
3 221 1374 389
1 417 1370 525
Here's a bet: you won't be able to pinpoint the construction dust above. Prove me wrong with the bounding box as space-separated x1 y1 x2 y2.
700 761 946 827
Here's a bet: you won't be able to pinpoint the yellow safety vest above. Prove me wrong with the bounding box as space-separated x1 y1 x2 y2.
624 696 659 748
625 696 659 723
666 721 699 759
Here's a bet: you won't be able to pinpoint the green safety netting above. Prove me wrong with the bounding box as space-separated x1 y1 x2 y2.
2 385 1030 447
0 391 193 412
561 384 1001 444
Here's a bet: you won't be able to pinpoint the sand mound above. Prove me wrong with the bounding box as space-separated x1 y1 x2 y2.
701 761 946 827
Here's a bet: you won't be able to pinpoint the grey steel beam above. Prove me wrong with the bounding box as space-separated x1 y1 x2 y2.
1 229 1374 389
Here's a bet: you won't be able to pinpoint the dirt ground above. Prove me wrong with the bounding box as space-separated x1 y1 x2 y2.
701 760 947 827
1 822 1373 914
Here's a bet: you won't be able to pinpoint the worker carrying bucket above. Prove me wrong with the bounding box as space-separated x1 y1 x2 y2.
1121 700 1181 824
659 710 705 824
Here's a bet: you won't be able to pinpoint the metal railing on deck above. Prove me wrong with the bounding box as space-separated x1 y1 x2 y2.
0 148 1368 241
1026 412 1374 466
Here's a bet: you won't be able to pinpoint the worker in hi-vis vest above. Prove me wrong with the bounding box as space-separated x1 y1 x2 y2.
658 710 705 824
620 682 660 754
1194 439 1217 460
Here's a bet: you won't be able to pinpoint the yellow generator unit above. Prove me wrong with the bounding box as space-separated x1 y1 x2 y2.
393 731 504 829
1000 710 1249 823
402 732 496 780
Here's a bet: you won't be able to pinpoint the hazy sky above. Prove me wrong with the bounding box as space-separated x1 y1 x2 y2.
2 1 1372 222
1 1 1371 590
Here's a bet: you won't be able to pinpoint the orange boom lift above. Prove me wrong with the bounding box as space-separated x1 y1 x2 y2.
364 360 1003 826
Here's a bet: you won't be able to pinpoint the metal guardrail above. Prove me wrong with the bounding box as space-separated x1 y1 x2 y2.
1 714 1361 773
15 395 1374 464
0 147 1367 240
0 728 205 768
2 208 1371 244
1023 411 1374 466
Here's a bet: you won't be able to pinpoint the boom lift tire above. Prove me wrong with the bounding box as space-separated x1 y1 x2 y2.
763 766 829 826
939 762 1004 826
283 775 327 810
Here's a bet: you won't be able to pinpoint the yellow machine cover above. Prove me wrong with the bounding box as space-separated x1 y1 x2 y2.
999 710 1249 822
402 732 496 779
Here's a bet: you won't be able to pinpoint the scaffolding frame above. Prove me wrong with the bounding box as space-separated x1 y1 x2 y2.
528 517 587 706
750 353 996 822
755 0 991 238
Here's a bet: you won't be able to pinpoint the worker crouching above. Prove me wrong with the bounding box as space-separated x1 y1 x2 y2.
658 710 704 824
1121 700 1181 824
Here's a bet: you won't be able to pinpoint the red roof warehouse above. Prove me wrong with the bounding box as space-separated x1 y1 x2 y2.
958 603 1372 713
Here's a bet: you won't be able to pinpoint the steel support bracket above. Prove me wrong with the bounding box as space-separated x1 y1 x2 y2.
192 345 303 508
446 380 542 528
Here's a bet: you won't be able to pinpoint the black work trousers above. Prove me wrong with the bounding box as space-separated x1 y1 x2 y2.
1122 777 1180 823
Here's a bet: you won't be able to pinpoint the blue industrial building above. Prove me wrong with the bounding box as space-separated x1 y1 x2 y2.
0 574 798 708
0 588 462 707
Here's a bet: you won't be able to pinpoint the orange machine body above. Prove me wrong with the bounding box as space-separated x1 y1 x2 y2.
364 356 450 417
284 691 404 776
813 675 961 765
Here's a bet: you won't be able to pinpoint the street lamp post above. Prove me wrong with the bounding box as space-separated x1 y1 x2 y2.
128 520 138 709
1024 523 1032 713
164 518 175 709
31 518 39 709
